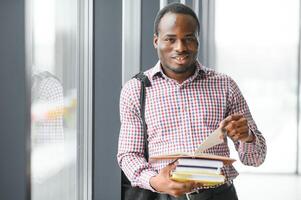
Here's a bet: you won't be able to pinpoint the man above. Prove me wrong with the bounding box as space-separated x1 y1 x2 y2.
117 3 266 200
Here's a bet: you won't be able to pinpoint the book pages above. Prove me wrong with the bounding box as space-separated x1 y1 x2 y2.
194 127 226 155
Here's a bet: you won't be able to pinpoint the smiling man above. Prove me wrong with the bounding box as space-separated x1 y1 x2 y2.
117 3 266 200
154 10 199 84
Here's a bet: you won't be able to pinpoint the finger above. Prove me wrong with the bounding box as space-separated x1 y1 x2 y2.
168 161 178 168
228 130 241 142
169 181 195 193
227 129 236 138
161 162 177 176
237 133 249 142
238 131 252 142
233 117 248 128
232 135 239 142
195 182 204 188
225 119 248 134
170 159 179 165
219 114 243 128
219 116 233 128
231 113 244 119
227 125 248 138
165 181 186 197
227 129 239 141
224 121 236 131
230 129 249 142
236 126 249 135
180 182 196 193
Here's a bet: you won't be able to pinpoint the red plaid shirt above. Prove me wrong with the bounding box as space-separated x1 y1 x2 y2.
117 61 266 191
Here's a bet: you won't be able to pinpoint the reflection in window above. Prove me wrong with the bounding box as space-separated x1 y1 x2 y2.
28 0 79 199
215 0 299 173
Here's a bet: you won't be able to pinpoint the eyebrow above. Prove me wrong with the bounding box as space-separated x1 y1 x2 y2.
185 34 196 37
163 33 196 37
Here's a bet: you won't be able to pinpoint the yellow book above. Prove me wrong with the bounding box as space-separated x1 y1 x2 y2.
171 171 225 186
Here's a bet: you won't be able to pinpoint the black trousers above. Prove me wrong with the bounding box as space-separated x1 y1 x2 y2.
156 182 238 200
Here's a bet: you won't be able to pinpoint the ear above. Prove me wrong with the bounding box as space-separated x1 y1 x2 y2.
196 37 199 48
153 34 158 49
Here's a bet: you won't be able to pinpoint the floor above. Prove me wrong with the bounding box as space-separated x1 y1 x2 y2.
234 173 301 200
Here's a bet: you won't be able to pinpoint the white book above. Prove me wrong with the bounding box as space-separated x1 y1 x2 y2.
174 166 221 174
177 158 223 168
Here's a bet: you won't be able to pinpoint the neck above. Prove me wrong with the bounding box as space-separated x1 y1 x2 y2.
162 65 196 84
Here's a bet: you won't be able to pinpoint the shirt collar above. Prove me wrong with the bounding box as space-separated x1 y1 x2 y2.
150 60 206 80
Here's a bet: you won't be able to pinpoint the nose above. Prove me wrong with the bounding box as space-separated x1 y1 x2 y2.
174 39 187 52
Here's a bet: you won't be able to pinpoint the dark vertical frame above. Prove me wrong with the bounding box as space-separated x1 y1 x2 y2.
198 0 215 68
141 0 160 71
0 1 29 200
93 0 122 199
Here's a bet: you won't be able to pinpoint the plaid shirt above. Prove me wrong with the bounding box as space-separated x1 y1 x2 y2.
31 70 64 147
117 61 266 191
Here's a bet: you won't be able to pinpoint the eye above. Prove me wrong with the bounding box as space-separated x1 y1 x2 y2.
164 38 175 43
184 37 195 43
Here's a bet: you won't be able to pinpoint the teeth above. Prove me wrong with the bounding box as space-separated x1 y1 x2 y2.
176 56 186 61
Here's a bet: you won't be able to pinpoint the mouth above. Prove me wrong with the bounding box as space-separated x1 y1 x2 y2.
172 54 189 64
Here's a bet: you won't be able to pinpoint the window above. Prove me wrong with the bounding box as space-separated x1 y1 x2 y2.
26 0 93 199
215 0 299 173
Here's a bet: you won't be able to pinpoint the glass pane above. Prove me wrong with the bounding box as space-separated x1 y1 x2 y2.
215 0 299 173
28 0 79 199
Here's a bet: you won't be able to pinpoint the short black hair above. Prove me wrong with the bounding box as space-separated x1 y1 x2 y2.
154 3 200 36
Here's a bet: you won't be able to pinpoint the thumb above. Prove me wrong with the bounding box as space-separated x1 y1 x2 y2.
169 161 177 171
161 161 177 175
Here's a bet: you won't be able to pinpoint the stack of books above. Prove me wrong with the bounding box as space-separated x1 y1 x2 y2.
171 158 225 186
150 127 236 186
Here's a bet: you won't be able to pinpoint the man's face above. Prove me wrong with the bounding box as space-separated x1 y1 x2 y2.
154 12 199 75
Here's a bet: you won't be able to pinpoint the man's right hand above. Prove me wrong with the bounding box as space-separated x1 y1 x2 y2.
149 162 201 197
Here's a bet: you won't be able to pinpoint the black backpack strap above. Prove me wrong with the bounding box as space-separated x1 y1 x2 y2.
121 72 153 191
133 72 151 161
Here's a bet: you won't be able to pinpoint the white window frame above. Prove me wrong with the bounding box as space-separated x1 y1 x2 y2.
78 0 93 199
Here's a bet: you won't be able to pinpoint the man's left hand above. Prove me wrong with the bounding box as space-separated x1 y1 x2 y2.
219 114 255 143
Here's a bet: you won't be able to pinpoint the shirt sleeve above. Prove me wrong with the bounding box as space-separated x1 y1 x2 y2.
117 79 158 191
226 78 267 167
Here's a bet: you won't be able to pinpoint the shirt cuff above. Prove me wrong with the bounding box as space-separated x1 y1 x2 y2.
140 170 158 192
240 130 260 153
